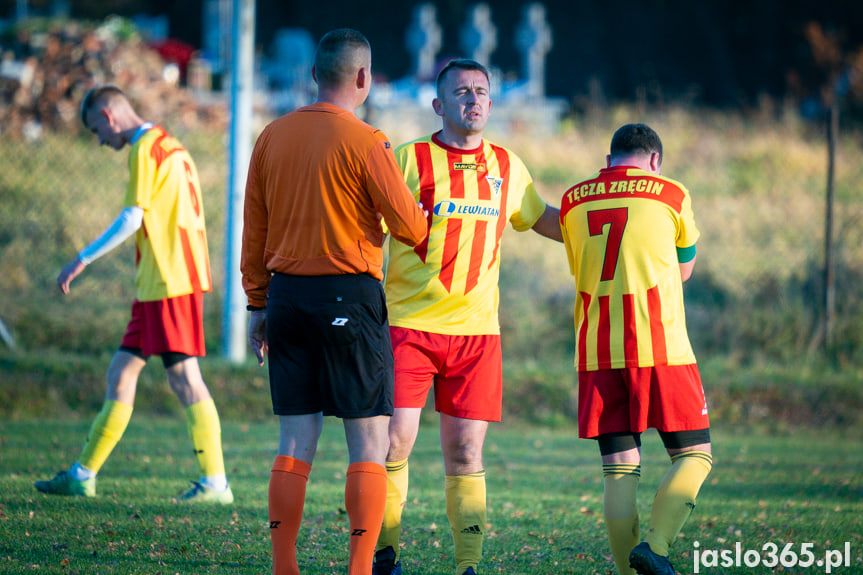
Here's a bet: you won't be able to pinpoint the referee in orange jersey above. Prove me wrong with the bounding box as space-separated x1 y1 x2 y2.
560 123 713 575
241 29 427 575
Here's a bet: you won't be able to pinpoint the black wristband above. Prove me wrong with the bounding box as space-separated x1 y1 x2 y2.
246 305 266 312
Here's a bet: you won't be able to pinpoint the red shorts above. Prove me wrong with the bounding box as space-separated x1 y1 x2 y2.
120 292 206 357
390 326 502 422
578 364 709 439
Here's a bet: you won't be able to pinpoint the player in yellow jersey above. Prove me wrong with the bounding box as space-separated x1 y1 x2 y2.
34 86 232 504
560 124 712 575
373 59 563 575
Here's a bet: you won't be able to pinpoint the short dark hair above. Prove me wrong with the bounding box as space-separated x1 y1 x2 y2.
80 85 125 127
610 123 663 164
314 28 371 87
435 58 490 96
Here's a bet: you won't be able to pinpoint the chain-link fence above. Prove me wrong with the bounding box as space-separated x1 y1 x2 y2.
1 18 862 370
3 105 863 368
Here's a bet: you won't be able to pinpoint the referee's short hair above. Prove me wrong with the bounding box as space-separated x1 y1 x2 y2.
314 28 371 88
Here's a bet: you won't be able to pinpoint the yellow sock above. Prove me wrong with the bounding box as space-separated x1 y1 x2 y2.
184 399 226 479
602 463 640 575
377 458 409 558
644 451 713 556
78 399 133 473
445 471 486 575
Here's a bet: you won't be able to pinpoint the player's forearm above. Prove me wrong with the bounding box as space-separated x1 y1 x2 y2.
241 272 270 309
368 142 427 246
531 205 564 242
240 238 270 308
679 257 696 282
78 206 143 265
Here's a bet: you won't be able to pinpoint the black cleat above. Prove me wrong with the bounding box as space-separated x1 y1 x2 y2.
629 542 675 575
372 546 402 575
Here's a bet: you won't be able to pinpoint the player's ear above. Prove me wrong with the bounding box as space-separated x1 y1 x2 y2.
356 66 369 90
101 107 115 127
311 65 318 85
606 154 612 168
432 98 443 117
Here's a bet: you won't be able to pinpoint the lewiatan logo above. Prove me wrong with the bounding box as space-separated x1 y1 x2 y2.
433 201 500 218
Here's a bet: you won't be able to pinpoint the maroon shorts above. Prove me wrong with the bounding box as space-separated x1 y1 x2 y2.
578 364 709 439
120 292 205 357
390 326 502 422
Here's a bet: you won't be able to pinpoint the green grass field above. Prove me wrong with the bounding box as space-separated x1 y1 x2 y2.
2 101 863 574
1 417 861 575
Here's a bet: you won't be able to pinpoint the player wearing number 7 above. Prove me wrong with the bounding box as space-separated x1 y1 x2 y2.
560 124 712 575
35 86 232 504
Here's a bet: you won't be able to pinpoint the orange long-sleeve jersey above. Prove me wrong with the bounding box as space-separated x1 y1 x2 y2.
241 102 427 308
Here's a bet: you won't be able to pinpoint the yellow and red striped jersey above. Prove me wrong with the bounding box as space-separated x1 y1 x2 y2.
560 166 699 370
124 126 211 302
385 132 546 335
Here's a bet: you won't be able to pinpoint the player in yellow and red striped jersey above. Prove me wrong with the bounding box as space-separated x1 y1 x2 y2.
384 132 547 335
35 86 231 505
560 124 712 575
374 59 563 575
126 124 211 302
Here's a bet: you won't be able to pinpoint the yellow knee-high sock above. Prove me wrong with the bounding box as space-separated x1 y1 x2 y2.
445 471 486 575
378 458 409 557
644 451 713 556
184 398 226 480
603 463 640 575
78 400 133 473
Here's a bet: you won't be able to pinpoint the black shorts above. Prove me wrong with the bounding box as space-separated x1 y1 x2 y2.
266 273 394 418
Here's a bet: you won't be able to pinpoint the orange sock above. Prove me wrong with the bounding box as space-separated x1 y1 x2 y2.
345 462 388 575
269 456 311 575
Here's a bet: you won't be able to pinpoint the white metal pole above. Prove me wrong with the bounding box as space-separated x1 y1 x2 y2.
223 0 255 363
